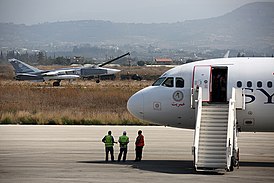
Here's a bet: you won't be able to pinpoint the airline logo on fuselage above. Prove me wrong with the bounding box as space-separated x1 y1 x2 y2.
173 91 184 101
172 91 185 107
245 88 274 104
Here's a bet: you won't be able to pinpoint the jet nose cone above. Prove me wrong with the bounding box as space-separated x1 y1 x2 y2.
107 68 121 75
127 91 144 120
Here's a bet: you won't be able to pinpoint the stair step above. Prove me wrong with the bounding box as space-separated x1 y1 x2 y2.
199 141 226 147
199 138 227 143
198 148 226 153
201 118 228 123
202 107 228 110
200 126 228 131
198 150 226 155
199 131 227 134
199 148 226 153
199 135 227 140
200 126 227 130
199 136 227 141
198 151 226 156
201 122 228 127
198 158 226 163
197 162 226 168
198 152 226 157
199 134 227 139
198 157 226 162
202 111 228 115
201 114 228 118
198 149 226 154
202 105 228 108
199 146 226 150
200 130 227 135
201 117 228 121
202 110 228 113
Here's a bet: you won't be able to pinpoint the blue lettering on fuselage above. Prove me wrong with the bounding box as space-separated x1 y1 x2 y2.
245 88 274 104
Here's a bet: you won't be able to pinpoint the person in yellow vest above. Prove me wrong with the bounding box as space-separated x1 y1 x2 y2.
118 131 129 162
102 131 116 162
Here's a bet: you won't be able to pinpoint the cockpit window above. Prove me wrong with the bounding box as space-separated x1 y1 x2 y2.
152 77 166 86
176 77 184 88
162 77 174 87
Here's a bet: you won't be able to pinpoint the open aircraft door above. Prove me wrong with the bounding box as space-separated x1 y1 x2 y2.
192 65 212 102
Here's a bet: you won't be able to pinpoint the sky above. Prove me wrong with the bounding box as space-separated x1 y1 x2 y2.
0 0 273 25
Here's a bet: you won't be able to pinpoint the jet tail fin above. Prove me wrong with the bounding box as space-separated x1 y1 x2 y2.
223 50 230 58
8 59 42 73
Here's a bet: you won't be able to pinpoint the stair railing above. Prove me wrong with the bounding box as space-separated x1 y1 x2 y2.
192 87 203 169
226 87 237 170
191 87 197 109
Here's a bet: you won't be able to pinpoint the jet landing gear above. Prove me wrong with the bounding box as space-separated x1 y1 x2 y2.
53 80 61 87
95 75 100 83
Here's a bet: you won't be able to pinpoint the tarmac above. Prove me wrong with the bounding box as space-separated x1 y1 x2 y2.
0 125 274 183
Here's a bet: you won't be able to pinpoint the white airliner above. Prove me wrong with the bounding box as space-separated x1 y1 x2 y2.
127 57 274 172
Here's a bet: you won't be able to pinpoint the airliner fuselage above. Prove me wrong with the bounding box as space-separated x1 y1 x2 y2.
127 57 274 132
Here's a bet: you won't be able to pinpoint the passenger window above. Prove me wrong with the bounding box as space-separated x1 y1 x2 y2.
257 81 262 88
247 81 252 87
267 81 272 88
237 81 242 88
162 77 174 87
176 78 184 88
152 77 166 86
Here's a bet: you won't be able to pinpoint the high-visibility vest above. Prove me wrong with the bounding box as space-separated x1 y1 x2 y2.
104 135 114 147
135 134 144 147
119 135 129 148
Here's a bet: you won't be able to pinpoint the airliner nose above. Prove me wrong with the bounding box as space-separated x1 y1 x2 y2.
127 91 144 120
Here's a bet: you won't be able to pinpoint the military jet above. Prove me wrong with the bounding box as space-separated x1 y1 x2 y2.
9 52 130 86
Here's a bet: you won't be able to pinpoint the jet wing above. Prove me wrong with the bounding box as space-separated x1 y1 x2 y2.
14 73 44 81
16 73 40 77
43 75 80 81
42 68 79 76
42 68 80 80
98 52 130 67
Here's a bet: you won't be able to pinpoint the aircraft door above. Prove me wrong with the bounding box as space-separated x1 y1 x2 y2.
211 67 228 103
192 65 212 102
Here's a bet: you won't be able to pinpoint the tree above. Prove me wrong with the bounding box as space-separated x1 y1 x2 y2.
0 51 4 61
37 51 45 64
137 61 145 66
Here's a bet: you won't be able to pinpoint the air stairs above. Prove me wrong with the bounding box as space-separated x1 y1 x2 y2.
192 87 242 172
196 104 228 170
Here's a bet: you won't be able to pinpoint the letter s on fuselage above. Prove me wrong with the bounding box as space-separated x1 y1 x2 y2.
127 57 274 132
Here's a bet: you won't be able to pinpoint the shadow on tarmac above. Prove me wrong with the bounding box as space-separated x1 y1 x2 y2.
78 160 208 174
78 160 274 174
240 162 274 167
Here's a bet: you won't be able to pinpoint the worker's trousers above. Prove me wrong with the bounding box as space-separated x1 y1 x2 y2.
105 146 114 161
135 146 143 161
118 147 127 162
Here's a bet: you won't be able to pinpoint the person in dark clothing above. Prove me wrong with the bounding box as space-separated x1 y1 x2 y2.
135 130 145 162
102 131 116 162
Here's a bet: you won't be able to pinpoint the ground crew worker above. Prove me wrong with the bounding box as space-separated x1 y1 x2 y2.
135 130 145 162
102 130 116 162
118 131 129 162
